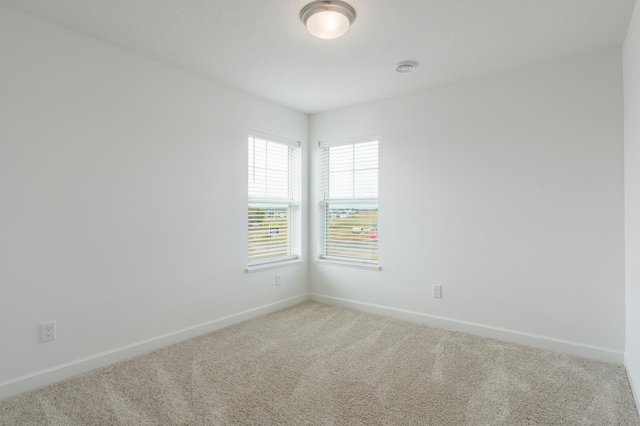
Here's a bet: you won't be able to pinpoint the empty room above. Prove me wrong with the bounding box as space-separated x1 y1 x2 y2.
1 0 640 424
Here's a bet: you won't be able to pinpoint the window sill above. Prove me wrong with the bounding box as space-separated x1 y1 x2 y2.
245 258 303 273
316 258 382 271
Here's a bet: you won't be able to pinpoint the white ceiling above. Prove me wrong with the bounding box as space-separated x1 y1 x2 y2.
0 0 636 113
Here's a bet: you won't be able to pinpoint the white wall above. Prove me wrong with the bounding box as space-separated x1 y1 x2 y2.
310 49 625 361
0 5 308 398
0 0 632 404
624 0 640 410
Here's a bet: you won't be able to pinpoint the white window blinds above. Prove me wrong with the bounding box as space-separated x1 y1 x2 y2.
248 132 301 265
320 139 378 263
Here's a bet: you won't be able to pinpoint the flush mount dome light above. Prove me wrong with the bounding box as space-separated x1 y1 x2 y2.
395 61 417 73
300 0 356 40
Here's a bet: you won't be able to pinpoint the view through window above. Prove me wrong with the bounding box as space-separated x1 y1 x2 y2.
320 140 378 263
248 133 300 265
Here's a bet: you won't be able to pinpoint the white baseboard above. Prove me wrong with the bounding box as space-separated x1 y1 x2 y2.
0 294 308 401
625 354 640 417
310 293 624 364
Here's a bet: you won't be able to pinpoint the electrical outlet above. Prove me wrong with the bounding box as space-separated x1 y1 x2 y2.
275 274 282 286
432 285 442 298
40 321 56 342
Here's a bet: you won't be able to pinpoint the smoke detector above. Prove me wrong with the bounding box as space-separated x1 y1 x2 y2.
395 61 417 73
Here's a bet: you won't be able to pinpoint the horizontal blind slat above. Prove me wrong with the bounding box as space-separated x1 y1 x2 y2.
248 135 300 264
321 140 378 262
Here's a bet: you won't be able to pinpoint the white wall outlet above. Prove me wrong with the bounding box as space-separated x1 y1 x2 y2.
432 285 442 298
40 321 56 342
275 274 282 286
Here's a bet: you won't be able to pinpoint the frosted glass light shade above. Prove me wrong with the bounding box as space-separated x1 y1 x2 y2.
306 10 350 39
300 1 356 40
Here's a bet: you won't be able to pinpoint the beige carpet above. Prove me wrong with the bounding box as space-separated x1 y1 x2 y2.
1 301 638 425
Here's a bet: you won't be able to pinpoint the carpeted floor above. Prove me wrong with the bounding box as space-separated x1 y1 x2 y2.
1 301 638 425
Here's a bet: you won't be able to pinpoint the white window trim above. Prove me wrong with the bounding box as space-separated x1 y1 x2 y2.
247 130 301 268
318 134 379 148
316 258 382 271
245 257 304 273
251 130 300 147
318 137 379 268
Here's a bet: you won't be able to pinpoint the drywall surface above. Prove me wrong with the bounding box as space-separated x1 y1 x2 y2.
309 49 625 356
624 0 640 410
0 5 308 397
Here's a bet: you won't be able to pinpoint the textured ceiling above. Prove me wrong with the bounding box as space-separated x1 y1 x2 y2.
0 0 636 113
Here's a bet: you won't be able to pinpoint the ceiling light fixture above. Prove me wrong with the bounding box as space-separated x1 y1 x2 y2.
395 61 417 73
300 1 356 40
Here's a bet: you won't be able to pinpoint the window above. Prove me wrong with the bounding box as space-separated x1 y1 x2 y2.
320 139 378 265
248 132 301 266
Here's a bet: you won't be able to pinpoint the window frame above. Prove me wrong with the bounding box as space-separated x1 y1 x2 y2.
319 137 380 270
247 131 301 271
